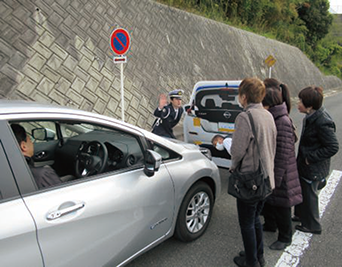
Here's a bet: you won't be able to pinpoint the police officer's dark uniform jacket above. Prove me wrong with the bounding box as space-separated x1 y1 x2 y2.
152 103 184 139
152 89 184 139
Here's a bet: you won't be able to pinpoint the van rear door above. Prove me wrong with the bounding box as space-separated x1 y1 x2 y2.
195 88 242 133
183 81 242 168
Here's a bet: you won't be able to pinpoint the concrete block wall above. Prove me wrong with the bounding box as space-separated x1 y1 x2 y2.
1 0 341 130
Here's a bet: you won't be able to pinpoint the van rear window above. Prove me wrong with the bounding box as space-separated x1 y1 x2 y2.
195 89 240 111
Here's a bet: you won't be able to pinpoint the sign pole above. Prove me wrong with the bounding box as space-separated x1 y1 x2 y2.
264 55 276 79
269 67 272 78
110 28 131 123
120 61 125 122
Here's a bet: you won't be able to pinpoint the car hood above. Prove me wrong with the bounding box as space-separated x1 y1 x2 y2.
165 138 200 150
143 130 202 152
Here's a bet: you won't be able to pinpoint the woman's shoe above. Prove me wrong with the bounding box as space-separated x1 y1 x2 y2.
295 224 321 235
269 240 291 250
238 252 266 267
233 256 261 267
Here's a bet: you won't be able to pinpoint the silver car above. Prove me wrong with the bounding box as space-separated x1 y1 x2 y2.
0 100 221 267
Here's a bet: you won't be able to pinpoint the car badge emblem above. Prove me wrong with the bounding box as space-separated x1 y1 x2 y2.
223 111 231 119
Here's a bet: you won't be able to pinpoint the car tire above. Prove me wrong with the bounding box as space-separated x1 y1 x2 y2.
174 181 214 242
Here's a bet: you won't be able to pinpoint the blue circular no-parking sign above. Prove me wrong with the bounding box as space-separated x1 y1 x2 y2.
110 28 130 55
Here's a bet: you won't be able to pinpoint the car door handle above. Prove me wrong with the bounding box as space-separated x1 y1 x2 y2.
46 203 85 220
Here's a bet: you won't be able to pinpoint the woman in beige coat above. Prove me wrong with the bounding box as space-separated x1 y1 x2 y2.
230 77 277 267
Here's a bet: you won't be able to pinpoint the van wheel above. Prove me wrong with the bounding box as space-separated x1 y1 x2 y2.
174 182 214 242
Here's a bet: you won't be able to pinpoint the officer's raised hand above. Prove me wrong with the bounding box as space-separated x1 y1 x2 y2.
158 94 168 109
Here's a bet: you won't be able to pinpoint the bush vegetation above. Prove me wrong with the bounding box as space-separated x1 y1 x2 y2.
157 0 342 79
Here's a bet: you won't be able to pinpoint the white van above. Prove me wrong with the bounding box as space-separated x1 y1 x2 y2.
183 80 242 168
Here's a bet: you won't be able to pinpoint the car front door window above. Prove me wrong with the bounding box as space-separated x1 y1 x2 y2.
10 120 148 190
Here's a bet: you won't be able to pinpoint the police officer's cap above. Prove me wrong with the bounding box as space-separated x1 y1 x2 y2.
169 89 183 99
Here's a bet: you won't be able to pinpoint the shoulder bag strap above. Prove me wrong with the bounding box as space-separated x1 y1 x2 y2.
247 112 266 174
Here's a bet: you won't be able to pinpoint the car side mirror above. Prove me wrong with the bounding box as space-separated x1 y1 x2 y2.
184 104 198 116
144 149 162 177
32 128 55 141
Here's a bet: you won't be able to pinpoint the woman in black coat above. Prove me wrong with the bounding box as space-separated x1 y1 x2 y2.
294 86 339 234
261 79 302 251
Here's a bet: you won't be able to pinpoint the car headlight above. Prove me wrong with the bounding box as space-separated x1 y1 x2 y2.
199 147 212 160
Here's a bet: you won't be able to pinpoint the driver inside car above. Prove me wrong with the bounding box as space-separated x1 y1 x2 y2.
11 123 62 189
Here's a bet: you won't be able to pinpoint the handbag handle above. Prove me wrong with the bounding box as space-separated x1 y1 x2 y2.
247 112 267 175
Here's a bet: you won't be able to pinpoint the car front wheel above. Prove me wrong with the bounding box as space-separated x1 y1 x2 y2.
174 181 214 242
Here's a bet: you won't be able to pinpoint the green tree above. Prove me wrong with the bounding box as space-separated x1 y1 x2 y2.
297 0 333 47
159 0 342 79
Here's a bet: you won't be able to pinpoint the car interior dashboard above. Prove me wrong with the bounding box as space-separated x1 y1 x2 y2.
53 129 144 177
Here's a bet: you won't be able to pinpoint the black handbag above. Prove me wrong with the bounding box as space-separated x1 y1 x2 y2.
228 112 273 203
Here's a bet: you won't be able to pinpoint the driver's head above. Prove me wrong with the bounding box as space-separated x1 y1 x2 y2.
11 124 34 158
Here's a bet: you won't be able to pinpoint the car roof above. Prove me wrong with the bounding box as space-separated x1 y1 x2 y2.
193 80 241 92
0 100 77 114
0 99 142 133
185 80 241 104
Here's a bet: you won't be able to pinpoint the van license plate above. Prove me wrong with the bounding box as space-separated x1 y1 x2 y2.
218 122 235 132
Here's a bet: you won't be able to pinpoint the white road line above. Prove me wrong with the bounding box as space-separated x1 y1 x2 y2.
275 170 342 267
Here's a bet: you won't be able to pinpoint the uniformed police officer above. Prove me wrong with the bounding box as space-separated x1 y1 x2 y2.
152 89 184 139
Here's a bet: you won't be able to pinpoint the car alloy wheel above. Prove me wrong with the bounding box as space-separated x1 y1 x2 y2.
186 191 210 233
174 182 214 242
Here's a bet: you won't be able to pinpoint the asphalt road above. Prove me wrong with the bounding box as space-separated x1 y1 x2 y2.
127 90 342 267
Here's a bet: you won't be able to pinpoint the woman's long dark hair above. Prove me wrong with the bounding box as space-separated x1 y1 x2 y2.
263 78 291 113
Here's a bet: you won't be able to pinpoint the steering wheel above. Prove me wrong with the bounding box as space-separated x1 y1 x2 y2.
75 141 108 178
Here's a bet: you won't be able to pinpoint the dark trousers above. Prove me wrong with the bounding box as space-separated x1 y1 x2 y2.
263 203 292 243
237 199 265 266
294 178 321 231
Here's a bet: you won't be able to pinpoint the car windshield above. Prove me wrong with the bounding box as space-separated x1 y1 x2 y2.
60 123 105 137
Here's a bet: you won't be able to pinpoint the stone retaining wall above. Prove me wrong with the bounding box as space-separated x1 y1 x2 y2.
1 0 341 130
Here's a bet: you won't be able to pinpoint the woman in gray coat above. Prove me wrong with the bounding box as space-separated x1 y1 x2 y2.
261 79 302 251
230 77 277 267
